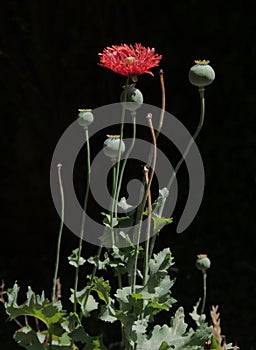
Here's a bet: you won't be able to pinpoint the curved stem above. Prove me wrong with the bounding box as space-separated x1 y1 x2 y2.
73 127 91 314
143 116 157 285
200 271 207 315
131 114 156 292
115 111 137 217
156 69 166 138
52 164 64 304
167 87 205 191
134 71 166 266
149 87 205 259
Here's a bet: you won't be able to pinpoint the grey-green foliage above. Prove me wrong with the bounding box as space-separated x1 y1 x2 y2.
4 247 236 350
98 248 209 348
135 306 211 350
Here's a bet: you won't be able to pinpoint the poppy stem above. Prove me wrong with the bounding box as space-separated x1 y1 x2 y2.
52 164 64 304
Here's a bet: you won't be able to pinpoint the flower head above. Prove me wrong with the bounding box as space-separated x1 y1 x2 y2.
196 254 211 272
77 109 94 128
189 60 215 87
98 43 162 77
103 135 125 160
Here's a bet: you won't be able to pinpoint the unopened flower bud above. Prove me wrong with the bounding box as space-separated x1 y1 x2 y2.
103 135 125 160
196 254 211 271
120 85 143 111
189 60 215 87
77 109 94 128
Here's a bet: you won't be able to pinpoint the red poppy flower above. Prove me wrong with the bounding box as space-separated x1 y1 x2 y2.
98 43 162 77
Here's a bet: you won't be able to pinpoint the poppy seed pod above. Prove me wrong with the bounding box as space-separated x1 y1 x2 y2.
77 109 94 128
103 135 125 160
120 86 143 111
189 60 215 87
196 254 211 272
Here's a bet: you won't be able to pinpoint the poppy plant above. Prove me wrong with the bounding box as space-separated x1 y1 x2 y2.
98 43 162 77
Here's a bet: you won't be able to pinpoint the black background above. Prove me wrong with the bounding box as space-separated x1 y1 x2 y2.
0 0 256 349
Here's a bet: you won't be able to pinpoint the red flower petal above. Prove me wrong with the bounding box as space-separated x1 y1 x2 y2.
98 43 162 77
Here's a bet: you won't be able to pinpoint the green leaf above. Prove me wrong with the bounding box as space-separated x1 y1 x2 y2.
110 245 138 277
92 277 111 304
117 197 134 212
87 252 110 270
189 298 207 327
169 307 188 337
61 312 80 333
159 341 169 350
6 284 66 332
70 326 108 350
148 248 174 274
101 213 118 228
14 325 45 350
136 307 189 350
152 215 173 235
145 248 175 301
131 318 149 345
99 303 117 323
152 188 169 217
70 288 98 317
70 326 90 343
68 248 86 267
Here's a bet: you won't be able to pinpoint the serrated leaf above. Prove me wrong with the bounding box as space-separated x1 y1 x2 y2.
136 307 189 350
152 215 173 235
170 307 188 336
149 248 174 274
152 187 169 217
61 312 80 332
70 326 91 343
115 287 130 304
87 253 110 270
92 277 110 304
70 288 98 317
6 285 66 332
131 317 149 345
99 302 117 323
14 325 44 350
70 326 108 350
117 197 134 212
68 248 86 267
136 324 172 350
189 298 206 327
102 213 118 228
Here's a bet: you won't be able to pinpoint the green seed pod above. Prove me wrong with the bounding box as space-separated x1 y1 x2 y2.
120 86 143 111
77 109 94 128
196 254 211 271
103 135 125 160
189 60 215 87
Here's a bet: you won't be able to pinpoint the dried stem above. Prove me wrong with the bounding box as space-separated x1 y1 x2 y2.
142 166 152 285
156 69 166 136
131 113 157 292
